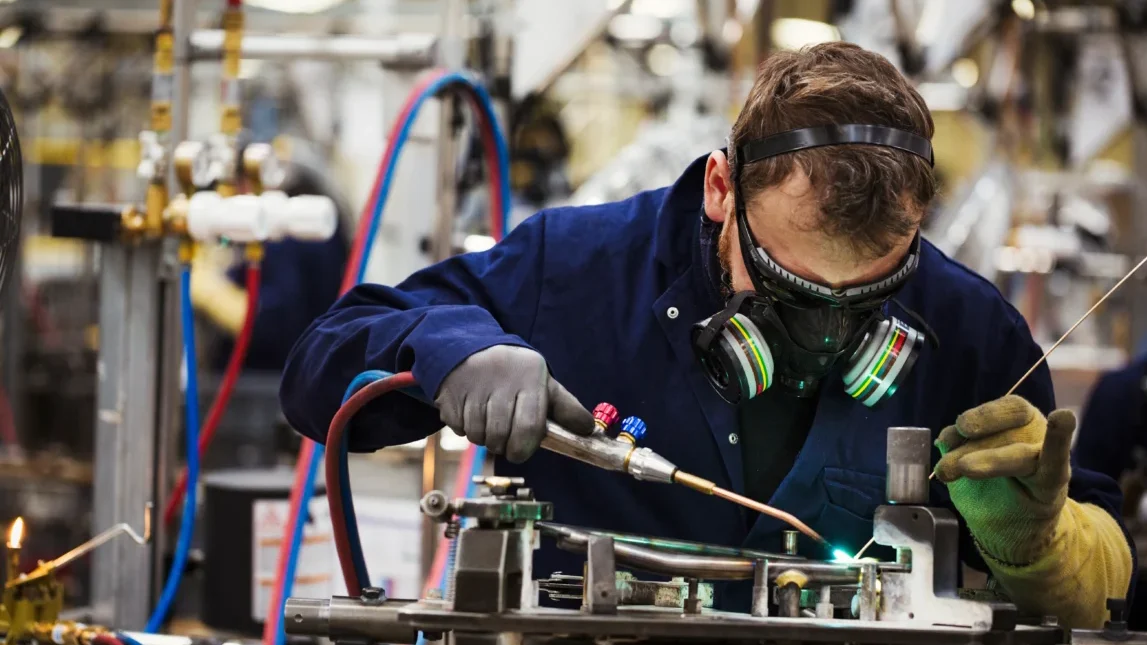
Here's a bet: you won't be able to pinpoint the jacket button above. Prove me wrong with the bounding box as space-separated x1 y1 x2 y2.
667 306 679 319
728 433 739 445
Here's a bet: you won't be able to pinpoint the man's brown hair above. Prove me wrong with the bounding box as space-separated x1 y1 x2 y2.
730 42 935 258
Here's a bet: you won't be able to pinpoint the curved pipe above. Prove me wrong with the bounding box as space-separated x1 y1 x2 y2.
545 524 759 581
539 522 799 561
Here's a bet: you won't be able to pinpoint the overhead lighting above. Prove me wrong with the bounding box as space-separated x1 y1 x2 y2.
1011 0 1036 21
669 21 700 48
722 19 744 45
608 13 663 43
239 59 264 80
952 58 979 88
0 26 23 49
646 43 680 77
630 0 689 20
242 0 347 14
770 18 840 51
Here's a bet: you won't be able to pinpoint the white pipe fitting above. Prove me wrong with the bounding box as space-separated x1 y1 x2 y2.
187 191 268 243
261 191 338 242
186 190 337 243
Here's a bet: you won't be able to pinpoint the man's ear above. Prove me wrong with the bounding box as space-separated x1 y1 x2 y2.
703 151 733 224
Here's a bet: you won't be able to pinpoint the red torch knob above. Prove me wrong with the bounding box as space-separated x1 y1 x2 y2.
592 402 620 431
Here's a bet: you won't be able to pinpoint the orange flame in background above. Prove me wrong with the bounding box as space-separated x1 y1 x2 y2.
7 517 23 549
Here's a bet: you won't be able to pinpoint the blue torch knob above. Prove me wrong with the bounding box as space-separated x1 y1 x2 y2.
619 416 647 444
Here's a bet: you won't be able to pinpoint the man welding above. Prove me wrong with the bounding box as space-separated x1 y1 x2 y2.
280 43 1133 627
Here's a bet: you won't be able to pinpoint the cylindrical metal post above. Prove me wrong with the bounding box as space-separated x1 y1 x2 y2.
777 583 801 618
815 585 833 618
284 597 418 643
858 563 878 621
886 426 931 504
782 530 798 555
751 559 768 617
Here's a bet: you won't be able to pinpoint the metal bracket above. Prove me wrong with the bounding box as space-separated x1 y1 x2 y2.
873 505 1016 630
452 528 524 614
585 535 617 615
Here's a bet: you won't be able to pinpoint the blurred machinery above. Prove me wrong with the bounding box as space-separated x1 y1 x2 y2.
2 0 1147 640
285 427 1143 644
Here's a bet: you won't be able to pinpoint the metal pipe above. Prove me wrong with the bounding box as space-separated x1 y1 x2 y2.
537 523 797 561
550 530 755 580
283 597 418 643
767 562 908 585
188 30 438 66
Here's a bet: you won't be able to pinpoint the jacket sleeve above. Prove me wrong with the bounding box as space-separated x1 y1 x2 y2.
279 211 550 451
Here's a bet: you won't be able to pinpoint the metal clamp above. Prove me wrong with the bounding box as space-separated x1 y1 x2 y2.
873 505 1015 629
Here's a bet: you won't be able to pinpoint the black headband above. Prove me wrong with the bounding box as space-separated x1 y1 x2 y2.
736 124 934 167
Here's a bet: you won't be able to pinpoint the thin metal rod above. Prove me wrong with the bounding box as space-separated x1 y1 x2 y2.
710 486 825 544
1007 253 1147 395
853 536 876 560
49 502 152 571
854 255 1147 562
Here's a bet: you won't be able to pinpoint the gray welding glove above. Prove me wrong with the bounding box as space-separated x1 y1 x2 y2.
435 345 595 463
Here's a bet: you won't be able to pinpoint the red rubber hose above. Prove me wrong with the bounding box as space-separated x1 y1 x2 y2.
325 371 418 593
163 262 262 526
266 74 507 645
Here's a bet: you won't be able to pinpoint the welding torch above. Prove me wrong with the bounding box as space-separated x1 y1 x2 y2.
343 376 825 544
541 404 825 544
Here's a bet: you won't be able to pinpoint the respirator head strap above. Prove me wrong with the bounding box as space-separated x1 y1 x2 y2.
737 124 934 168
692 290 756 351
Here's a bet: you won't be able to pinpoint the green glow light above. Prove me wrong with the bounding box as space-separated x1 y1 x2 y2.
832 549 853 562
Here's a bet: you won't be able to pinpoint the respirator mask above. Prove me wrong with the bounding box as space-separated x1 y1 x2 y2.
691 125 935 407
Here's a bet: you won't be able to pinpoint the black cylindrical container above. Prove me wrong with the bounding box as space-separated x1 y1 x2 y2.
202 468 327 636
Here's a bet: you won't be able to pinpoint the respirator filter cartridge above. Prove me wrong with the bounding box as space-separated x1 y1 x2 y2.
841 317 923 407
693 312 775 405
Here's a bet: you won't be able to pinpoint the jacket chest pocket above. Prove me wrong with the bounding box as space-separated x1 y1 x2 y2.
818 467 888 556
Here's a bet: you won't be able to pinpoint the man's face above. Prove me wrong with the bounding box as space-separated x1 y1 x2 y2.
702 151 917 295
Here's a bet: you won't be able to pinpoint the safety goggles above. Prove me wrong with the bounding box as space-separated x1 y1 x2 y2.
735 220 922 311
730 124 934 311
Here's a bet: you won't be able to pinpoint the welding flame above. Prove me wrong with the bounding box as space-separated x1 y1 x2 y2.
7 517 23 549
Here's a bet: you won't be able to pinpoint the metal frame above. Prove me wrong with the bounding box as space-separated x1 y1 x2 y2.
90 242 165 628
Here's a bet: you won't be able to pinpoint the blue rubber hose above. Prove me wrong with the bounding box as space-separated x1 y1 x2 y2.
355 73 512 285
145 267 199 632
272 441 324 645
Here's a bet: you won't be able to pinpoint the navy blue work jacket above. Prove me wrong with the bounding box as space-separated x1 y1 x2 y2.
281 156 1134 609
1075 354 1147 482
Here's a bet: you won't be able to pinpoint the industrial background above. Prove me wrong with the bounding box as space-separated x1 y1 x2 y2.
0 0 1145 643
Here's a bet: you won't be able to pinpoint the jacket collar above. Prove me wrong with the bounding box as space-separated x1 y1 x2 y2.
654 154 711 273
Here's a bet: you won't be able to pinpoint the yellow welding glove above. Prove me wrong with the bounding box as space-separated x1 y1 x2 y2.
934 395 1132 629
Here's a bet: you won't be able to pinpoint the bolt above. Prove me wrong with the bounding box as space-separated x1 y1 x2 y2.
683 578 701 614
360 587 386 605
